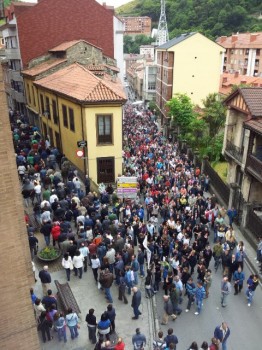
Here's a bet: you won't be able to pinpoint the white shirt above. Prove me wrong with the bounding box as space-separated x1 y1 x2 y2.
50 194 58 204
91 258 101 269
73 254 84 268
34 184 42 194
79 246 89 258
62 256 72 269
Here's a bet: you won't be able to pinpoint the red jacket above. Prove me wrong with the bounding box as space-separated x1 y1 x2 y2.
51 225 61 240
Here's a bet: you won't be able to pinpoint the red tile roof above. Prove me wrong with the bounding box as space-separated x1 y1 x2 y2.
217 32 262 48
220 73 262 96
49 40 101 52
34 63 126 103
240 88 262 117
22 59 67 77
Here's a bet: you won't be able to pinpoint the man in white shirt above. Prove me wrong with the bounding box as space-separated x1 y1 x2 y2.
79 243 89 272
34 181 42 203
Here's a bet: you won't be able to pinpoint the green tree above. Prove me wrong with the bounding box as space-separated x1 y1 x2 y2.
202 93 226 138
167 94 195 136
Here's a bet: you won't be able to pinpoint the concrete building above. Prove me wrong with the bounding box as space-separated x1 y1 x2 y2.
217 32 262 77
0 65 40 349
143 63 157 103
156 32 224 130
22 40 126 185
223 88 262 203
120 16 151 37
0 0 125 114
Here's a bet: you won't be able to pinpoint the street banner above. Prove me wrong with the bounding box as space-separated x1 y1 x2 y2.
117 176 138 199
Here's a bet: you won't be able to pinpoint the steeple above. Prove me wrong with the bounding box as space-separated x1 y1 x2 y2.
156 0 169 46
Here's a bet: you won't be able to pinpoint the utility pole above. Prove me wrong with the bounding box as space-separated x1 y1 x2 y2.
156 0 169 46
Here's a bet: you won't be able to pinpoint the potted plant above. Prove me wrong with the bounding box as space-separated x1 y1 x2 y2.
38 246 61 262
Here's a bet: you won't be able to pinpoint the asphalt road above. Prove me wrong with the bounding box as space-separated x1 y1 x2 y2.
155 247 262 350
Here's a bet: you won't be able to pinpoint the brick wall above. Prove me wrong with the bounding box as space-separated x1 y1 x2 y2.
17 0 114 67
0 67 40 349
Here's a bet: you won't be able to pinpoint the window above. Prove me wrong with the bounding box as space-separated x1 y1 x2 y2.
69 108 75 132
62 104 68 128
256 49 260 56
27 83 31 104
32 86 36 106
45 96 50 119
52 100 58 125
40 94 44 114
97 115 112 144
97 157 115 183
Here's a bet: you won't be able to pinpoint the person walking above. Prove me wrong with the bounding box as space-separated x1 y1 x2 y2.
38 311 53 343
91 254 101 282
62 252 73 281
132 328 146 350
220 276 231 308
214 322 230 350
164 328 178 349
246 274 259 306
131 287 142 320
39 265 51 296
54 312 67 343
118 270 128 304
105 304 116 333
65 307 79 340
99 268 114 303
161 295 177 325
72 249 84 279
153 330 166 350
85 308 97 344
233 266 245 295
185 277 196 313
194 281 206 315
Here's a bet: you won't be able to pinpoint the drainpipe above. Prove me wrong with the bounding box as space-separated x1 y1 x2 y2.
80 104 88 176
55 94 63 154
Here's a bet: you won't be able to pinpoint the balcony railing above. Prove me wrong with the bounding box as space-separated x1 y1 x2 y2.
225 139 243 163
246 154 262 181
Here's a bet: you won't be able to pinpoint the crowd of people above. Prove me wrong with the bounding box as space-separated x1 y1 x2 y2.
11 102 261 350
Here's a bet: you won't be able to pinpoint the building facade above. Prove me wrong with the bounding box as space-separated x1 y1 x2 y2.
120 16 151 37
223 88 262 203
0 65 40 349
156 32 224 130
220 71 262 96
0 0 124 113
22 40 126 185
217 32 262 77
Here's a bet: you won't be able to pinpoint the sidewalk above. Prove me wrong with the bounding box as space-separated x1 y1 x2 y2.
33 255 153 350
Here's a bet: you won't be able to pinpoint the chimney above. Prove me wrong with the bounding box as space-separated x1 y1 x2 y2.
250 33 258 42
231 35 238 43
220 36 227 43
234 71 239 78
222 77 227 83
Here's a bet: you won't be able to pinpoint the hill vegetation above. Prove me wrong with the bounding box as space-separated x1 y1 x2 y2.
117 0 262 40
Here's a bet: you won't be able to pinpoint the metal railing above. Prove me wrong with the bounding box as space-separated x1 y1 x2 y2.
246 209 262 240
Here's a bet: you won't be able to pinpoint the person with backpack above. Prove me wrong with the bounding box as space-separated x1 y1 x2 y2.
153 331 166 350
194 281 206 315
132 328 146 350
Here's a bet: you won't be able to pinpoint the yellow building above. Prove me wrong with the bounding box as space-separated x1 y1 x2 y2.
22 43 126 185
156 32 225 130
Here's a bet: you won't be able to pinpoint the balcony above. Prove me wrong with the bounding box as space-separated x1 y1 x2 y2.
246 154 262 182
9 70 22 81
5 48 20 60
225 139 243 163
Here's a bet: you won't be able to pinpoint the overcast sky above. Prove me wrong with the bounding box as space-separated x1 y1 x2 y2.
96 0 132 7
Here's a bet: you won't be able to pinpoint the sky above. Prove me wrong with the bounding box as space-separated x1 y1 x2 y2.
96 0 133 7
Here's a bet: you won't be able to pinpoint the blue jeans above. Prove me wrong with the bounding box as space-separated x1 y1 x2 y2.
133 271 138 285
57 326 67 342
127 281 133 295
44 235 50 246
88 326 97 344
139 264 145 277
65 268 70 281
109 263 114 274
105 287 113 303
222 340 228 350
196 298 203 313
246 289 254 304
221 293 228 307
74 267 83 279
68 325 78 339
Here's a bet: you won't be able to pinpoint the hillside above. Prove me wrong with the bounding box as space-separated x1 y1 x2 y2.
116 0 262 40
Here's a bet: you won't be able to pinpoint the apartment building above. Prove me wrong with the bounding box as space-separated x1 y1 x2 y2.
0 0 124 114
217 32 262 77
156 32 224 132
120 16 151 37
220 71 262 96
140 45 155 60
22 40 126 184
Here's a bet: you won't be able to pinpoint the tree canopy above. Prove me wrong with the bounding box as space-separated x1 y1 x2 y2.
117 0 262 40
124 34 154 54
